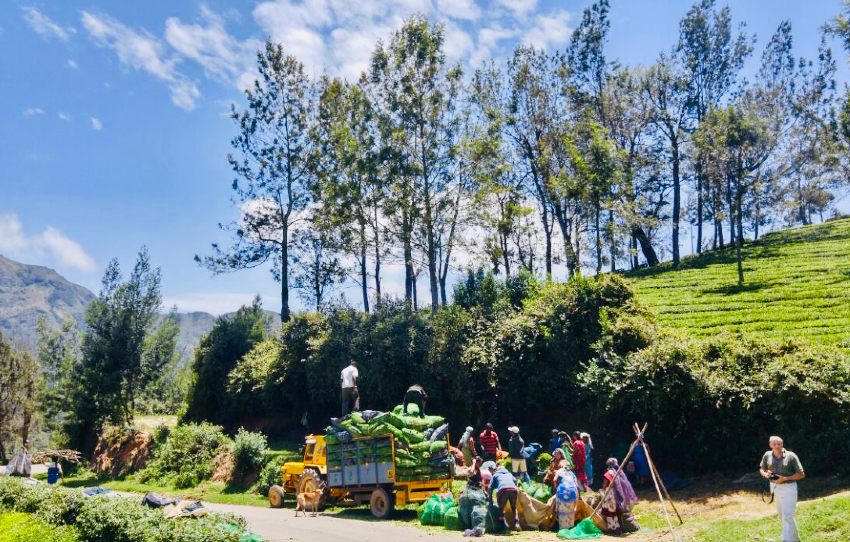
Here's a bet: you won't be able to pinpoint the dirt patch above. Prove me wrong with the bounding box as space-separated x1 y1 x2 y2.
211 452 234 483
92 430 153 477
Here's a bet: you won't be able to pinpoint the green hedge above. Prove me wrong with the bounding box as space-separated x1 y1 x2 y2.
582 333 850 474
0 478 247 542
0 512 80 542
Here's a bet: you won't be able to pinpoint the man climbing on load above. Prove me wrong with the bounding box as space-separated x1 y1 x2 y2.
402 384 427 416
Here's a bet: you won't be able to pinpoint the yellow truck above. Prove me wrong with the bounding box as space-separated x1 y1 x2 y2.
268 433 452 518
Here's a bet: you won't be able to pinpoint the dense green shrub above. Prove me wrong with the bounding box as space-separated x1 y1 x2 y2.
0 478 245 542
183 302 268 425
232 428 268 477
582 333 850 475
255 456 285 496
0 512 80 542
139 422 231 488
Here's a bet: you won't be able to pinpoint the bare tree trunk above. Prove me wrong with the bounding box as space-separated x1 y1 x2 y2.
735 178 745 286
359 222 369 313
608 208 616 273
412 270 418 311
632 226 660 267
373 208 383 310
280 234 290 322
542 202 553 277
696 163 704 254
671 138 681 266
402 207 414 305
595 201 602 275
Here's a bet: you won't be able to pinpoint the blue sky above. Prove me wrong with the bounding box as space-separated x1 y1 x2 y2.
1 0 847 314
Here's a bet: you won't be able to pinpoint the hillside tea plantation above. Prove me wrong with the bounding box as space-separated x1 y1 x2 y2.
629 218 850 346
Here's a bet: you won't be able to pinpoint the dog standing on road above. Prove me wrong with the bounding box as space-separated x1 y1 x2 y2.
295 490 322 517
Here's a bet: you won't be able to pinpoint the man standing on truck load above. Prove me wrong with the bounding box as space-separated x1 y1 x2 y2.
507 427 529 483
479 423 501 462
402 384 427 416
340 360 359 415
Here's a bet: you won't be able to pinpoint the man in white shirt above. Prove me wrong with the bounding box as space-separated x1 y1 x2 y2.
340 361 360 416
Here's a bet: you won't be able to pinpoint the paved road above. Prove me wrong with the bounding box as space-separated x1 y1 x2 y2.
201 501 468 542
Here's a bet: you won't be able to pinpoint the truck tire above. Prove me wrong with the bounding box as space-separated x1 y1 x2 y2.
268 485 285 508
297 470 328 511
370 488 394 519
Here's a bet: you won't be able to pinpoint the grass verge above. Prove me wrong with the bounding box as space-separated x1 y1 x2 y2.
0 512 80 542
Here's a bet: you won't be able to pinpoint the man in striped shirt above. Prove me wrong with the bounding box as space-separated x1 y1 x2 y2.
479 423 501 462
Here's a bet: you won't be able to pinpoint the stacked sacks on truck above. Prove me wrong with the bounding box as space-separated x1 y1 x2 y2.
324 405 451 483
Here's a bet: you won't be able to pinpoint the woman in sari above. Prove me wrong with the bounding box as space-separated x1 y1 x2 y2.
552 465 579 530
581 432 593 488
601 458 640 534
543 448 572 485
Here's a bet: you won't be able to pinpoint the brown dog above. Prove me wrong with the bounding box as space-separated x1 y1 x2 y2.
294 490 322 517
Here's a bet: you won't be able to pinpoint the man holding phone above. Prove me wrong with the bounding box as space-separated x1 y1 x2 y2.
759 436 805 542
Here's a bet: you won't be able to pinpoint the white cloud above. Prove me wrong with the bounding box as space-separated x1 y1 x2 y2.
66 59 78 69
21 7 75 41
164 6 261 86
162 292 270 315
90 117 103 130
0 215 28 252
0 214 96 272
523 10 571 49
436 0 480 21
81 11 200 110
494 0 537 17
57 112 71 121
39 227 96 272
23 107 45 116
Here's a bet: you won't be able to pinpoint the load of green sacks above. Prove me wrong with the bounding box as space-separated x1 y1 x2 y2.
520 479 554 502
418 490 504 534
325 404 451 482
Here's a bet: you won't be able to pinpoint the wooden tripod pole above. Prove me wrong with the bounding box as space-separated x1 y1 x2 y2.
590 422 647 517
642 438 683 525
590 440 636 517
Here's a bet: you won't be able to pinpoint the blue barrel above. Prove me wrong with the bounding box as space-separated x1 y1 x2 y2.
47 466 60 484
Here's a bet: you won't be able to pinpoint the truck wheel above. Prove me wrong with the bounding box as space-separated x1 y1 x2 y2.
268 485 285 508
370 488 394 519
297 470 328 510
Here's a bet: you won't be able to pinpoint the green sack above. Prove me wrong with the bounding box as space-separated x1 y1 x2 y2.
393 405 404 415
557 518 603 539
484 503 505 533
409 441 432 452
401 428 424 443
419 494 446 526
429 440 447 453
470 505 487 531
405 403 420 415
383 412 407 429
423 415 445 428
349 412 365 425
442 506 463 530
239 532 265 542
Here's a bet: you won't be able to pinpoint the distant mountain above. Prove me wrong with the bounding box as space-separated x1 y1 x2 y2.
0 254 280 359
0 254 94 348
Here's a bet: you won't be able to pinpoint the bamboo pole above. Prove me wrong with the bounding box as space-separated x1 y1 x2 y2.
643 440 683 525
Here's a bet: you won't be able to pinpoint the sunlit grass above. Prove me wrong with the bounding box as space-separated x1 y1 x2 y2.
630 218 850 346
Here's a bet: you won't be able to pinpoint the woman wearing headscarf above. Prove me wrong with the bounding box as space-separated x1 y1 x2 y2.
601 458 640 534
458 426 476 467
581 432 594 488
543 448 573 485
552 463 580 530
